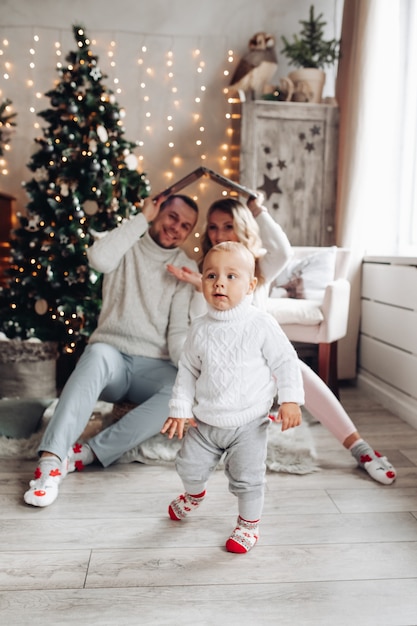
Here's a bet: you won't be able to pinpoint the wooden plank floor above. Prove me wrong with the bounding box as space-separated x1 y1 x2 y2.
0 384 417 626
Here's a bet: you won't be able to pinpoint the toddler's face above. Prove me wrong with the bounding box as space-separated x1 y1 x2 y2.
202 249 257 311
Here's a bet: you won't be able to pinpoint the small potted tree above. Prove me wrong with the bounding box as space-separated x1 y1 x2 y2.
280 5 340 103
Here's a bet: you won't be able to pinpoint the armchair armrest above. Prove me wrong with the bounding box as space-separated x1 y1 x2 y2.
317 278 351 343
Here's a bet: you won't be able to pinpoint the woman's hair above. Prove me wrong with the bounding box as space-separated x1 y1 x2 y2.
200 198 265 283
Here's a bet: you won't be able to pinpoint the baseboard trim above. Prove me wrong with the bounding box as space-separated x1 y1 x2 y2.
357 370 417 431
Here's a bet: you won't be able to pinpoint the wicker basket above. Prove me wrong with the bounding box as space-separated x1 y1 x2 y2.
0 340 59 399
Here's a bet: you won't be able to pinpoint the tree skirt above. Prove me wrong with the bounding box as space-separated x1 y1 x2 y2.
0 400 318 475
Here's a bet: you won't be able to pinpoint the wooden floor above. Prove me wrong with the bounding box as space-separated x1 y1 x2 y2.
1 384 417 626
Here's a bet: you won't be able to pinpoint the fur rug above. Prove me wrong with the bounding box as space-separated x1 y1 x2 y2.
0 400 318 474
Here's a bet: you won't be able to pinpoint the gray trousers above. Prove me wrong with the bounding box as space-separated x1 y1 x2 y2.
176 415 270 521
39 342 177 466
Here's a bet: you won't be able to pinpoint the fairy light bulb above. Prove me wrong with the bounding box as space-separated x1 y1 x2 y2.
4 30 238 224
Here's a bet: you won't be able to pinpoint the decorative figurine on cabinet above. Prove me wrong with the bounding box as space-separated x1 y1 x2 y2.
228 32 278 101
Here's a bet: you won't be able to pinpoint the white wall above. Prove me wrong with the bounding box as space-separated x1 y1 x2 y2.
0 0 343 258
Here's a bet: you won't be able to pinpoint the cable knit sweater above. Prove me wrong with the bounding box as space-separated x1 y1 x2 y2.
87 212 198 365
169 297 304 428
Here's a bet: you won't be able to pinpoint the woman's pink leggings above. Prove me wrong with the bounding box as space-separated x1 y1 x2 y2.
300 360 356 446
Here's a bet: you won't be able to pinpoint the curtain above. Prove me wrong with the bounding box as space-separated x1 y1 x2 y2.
334 0 401 378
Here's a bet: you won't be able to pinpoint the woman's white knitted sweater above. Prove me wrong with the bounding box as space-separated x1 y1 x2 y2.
169 297 304 428
87 212 198 365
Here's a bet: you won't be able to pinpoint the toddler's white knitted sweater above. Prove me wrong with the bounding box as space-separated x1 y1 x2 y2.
169 297 304 428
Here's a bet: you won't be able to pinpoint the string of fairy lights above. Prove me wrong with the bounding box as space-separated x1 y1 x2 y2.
0 27 243 257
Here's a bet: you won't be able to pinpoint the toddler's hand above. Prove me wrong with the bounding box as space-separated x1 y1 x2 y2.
276 403 302 431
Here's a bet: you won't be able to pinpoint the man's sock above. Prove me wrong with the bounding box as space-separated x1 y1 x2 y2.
168 490 206 520
226 516 260 554
350 439 396 485
24 457 67 507
67 442 95 472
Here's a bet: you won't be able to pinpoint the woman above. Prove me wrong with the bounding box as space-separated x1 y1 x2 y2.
168 195 396 485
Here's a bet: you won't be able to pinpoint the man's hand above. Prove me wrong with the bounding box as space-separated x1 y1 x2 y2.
161 417 197 439
141 194 167 223
276 402 302 431
166 265 203 291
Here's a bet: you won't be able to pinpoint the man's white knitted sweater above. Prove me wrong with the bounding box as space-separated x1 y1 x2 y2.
87 212 198 365
169 297 304 428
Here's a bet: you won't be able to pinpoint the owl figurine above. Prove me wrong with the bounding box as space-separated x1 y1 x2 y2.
228 32 278 100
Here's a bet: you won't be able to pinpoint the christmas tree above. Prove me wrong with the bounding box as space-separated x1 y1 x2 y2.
0 98 17 158
0 25 150 355
280 5 340 70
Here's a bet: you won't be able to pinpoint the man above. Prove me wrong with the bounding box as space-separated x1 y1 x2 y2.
24 193 199 507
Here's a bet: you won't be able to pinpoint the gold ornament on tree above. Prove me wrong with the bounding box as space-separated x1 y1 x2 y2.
83 199 99 215
34 299 49 315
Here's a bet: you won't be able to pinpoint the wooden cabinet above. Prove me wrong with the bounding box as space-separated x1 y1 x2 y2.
359 257 417 430
238 101 339 246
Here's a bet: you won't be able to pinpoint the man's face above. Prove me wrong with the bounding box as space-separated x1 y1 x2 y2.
149 197 197 249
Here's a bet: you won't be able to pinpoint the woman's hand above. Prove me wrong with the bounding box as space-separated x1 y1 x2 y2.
166 264 203 292
247 192 267 218
161 417 197 439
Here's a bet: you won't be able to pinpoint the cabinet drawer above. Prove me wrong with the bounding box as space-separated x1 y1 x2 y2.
362 263 417 309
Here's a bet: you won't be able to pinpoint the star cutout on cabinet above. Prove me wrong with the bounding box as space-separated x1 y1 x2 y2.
258 173 282 199
310 125 321 136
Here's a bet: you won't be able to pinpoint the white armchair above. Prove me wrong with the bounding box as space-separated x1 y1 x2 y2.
266 246 351 396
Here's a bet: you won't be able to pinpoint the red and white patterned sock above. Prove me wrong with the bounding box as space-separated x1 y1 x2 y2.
24 457 67 507
350 440 396 485
226 516 260 553
67 442 95 473
168 490 206 520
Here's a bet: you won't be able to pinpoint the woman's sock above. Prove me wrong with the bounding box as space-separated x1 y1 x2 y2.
350 439 396 485
67 442 95 472
168 490 206 520
23 456 67 507
226 516 260 553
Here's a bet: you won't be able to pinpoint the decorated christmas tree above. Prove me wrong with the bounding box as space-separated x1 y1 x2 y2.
0 25 150 355
0 98 17 158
